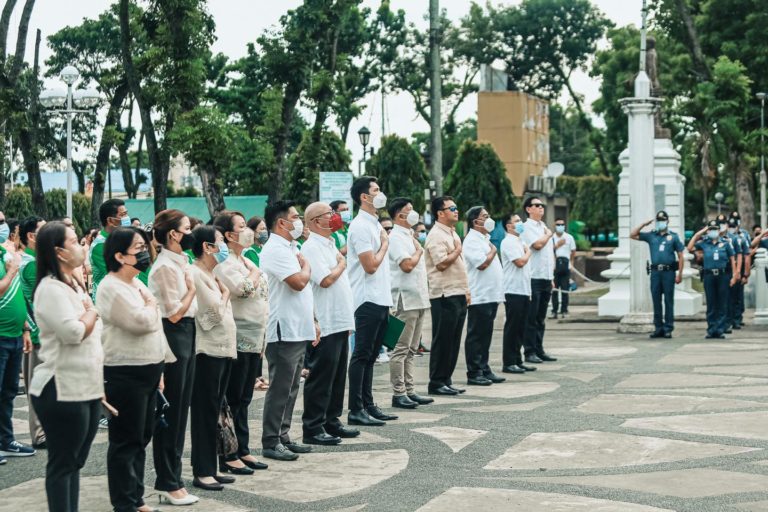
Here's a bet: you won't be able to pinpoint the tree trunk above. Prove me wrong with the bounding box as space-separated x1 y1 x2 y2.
134 130 144 195
18 28 45 217
732 152 755 228
0 0 19 65
270 83 302 202
674 0 711 81
562 73 610 176
9 0 33 80
91 81 129 225
198 167 225 218
117 97 136 199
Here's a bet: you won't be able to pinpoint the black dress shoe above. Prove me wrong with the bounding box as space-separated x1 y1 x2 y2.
649 331 664 339
407 394 434 405
518 363 537 371
502 365 525 374
428 385 458 396
193 478 223 491
325 425 360 438
213 474 236 484
392 395 418 409
239 458 268 470
732 325 742 330
467 376 492 386
484 372 506 383
366 405 398 421
538 353 558 362
302 433 341 446
705 333 717 339
348 410 386 426
219 463 255 475
448 385 466 394
663 332 672 338
284 442 312 453
724 328 733 334
525 354 543 364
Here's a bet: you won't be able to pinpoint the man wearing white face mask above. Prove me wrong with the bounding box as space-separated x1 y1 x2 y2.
462 206 505 386
551 218 576 319
346 176 396 426
386 198 433 409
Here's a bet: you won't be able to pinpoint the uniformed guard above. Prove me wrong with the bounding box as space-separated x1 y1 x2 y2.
687 220 738 339
630 210 685 338
729 211 751 328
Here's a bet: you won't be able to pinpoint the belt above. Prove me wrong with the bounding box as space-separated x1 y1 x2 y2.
650 264 676 272
702 268 726 276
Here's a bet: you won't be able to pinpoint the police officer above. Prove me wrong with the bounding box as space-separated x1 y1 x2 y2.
688 220 738 339
725 217 749 330
729 211 751 328
716 213 741 333
630 210 685 338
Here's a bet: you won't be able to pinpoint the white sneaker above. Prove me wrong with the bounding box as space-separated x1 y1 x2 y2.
376 351 390 364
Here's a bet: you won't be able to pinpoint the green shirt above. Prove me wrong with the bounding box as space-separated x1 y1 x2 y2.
0 246 27 338
242 245 262 267
184 249 196 264
331 226 349 250
90 229 150 299
19 247 40 344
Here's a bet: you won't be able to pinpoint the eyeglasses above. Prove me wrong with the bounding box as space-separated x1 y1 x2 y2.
383 226 393 232
530 203 545 208
441 206 459 212
310 210 334 221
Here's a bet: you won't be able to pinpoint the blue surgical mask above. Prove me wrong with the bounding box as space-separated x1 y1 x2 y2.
708 230 719 240
0 223 8 243
514 221 525 235
120 216 131 227
257 231 269 245
213 242 229 263
555 225 565 234
417 232 427 244
340 210 352 224
656 221 667 231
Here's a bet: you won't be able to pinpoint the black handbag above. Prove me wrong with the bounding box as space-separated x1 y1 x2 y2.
217 399 238 457
555 256 570 274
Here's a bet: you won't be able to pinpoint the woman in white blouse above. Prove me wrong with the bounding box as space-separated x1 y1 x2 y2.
147 209 199 506
188 225 239 490
96 227 175 512
30 221 103 512
212 211 269 473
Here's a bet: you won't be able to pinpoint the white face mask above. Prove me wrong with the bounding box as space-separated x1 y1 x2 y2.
483 218 495 232
372 192 387 209
405 210 419 227
288 218 304 240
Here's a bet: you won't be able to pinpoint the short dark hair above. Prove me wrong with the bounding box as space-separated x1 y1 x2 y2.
192 225 222 258
523 196 540 209
555 217 565 223
153 209 188 246
104 227 144 273
414 222 426 231
329 200 347 212
188 217 203 230
130 217 141 224
431 196 454 219
387 197 412 220
466 206 485 229
212 210 246 237
19 216 44 247
34 221 70 295
503 212 520 228
264 200 296 231
351 176 377 207
379 216 393 226
6 218 19 239
246 215 264 231
753 224 762 231
99 199 125 227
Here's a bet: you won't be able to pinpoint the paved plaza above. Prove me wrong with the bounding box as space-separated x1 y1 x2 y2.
2 309 768 511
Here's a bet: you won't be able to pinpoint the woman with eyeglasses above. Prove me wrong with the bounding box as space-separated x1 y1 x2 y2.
96 227 175 512
29 221 103 512
188 225 238 491
148 209 199 506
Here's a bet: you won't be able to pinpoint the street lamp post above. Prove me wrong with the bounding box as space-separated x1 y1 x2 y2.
715 191 724 215
758 92 766 228
357 126 371 176
40 65 101 218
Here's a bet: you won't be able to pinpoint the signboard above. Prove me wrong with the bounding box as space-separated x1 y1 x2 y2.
319 172 353 207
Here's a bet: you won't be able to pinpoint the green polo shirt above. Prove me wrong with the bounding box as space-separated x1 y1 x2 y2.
331 226 349 250
0 246 27 338
19 247 40 344
242 245 262 267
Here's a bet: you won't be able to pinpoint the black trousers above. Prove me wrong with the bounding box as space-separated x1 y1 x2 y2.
31 379 101 512
348 302 389 412
650 270 676 334
551 269 570 314
464 302 498 378
262 341 306 449
703 273 729 336
503 294 530 367
524 279 552 357
192 354 231 476
224 350 260 461
303 331 349 436
153 318 195 492
428 294 468 389
105 363 163 512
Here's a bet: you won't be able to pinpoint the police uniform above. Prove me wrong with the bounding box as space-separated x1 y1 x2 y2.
695 221 735 339
730 212 751 328
638 212 684 337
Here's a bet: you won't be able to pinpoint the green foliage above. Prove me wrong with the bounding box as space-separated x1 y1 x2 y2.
549 104 597 176
167 181 201 198
45 189 92 236
444 140 516 218
4 188 34 220
556 175 617 232
365 135 430 214
283 131 352 206
411 119 477 177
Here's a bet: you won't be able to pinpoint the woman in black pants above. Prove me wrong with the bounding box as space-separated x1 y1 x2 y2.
97 227 175 512
188 225 239 490
30 221 103 512
148 210 199 506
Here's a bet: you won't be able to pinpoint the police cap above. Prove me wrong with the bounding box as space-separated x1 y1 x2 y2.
707 220 719 229
655 210 669 221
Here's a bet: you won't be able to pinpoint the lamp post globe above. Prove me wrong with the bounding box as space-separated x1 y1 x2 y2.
39 88 67 109
60 65 80 85
74 88 101 109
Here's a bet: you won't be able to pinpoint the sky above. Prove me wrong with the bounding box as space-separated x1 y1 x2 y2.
5 0 645 164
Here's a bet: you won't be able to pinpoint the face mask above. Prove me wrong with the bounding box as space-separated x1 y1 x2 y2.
708 230 719 240
213 242 229 263
483 218 495 232
0 223 8 243
288 219 304 240
555 225 565 234
179 232 195 251
372 192 387 209
339 210 352 224
417 232 427 244
514 221 525 234
329 213 344 232
405 210 419 227
120 216 131 227
238 228 255 247
656 221 667 231
59 245 85 268
131 250 151 272
719 224 727 232
257 231 269 245
728 227 737 235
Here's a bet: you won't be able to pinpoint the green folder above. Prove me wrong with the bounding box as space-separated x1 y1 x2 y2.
381 314 406 350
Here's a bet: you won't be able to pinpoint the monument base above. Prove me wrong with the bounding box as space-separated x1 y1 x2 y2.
618 312 655 333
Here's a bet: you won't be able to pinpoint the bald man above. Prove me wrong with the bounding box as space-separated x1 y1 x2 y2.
299 202 359 444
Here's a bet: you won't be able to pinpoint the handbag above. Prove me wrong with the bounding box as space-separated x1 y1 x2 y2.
555 256 570 274
217 399 239 457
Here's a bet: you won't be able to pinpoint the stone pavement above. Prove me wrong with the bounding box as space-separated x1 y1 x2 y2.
2 311 768 511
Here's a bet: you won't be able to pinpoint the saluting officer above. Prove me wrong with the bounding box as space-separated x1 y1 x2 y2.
725 217 748 332
729 211 751 329
630 210 685 338
688 220 738 339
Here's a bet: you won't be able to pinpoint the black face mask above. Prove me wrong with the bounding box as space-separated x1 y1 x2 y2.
132 251 152 273
180 233 195 251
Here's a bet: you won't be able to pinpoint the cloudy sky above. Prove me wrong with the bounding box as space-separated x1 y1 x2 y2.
6 0 645 163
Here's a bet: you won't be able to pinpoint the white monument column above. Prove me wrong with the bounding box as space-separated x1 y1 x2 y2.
754 248 768 326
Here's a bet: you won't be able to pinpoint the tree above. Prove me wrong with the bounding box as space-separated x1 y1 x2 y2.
365 135 429 214
444 140 515 218
283 130 351 207
549 104 597 176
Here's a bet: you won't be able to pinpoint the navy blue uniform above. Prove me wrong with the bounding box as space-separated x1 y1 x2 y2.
725 233 743 330
639 230 684 335
695 237 734 337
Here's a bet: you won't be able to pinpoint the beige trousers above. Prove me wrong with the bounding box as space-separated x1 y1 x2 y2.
390 304 427 396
